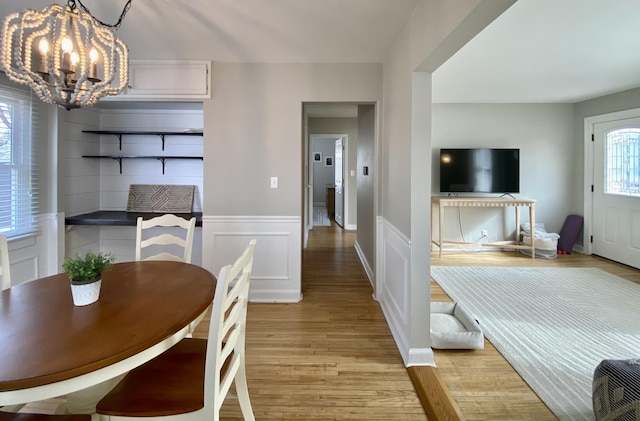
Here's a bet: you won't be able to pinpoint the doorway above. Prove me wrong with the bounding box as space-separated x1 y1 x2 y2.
586 109 640 269
309 134 346 229
302 103 377 296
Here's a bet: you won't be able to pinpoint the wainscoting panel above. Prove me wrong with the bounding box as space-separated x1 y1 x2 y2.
7 235 39 286
376 216 433 366
203 216 302 302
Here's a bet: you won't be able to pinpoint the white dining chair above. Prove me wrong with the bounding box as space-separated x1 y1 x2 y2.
96 239 258 421
135 214 196 263
0 235 12 291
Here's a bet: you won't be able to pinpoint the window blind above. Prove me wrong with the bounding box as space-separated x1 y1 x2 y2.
0 77 40 238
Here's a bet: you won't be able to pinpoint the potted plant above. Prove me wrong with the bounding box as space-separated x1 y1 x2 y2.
62 251 114 306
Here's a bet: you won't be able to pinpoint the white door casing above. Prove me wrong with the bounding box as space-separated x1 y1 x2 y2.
590 116 640 269
335 138 344 227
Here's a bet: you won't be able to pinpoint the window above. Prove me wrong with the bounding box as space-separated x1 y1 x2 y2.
605 128 640 197
0 81 40 238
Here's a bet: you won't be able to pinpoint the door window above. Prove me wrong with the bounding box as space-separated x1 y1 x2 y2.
605 128 640 197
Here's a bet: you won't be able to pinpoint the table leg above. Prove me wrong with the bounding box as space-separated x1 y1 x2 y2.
530 204 536 259
515 206 521 244
64 375 125 414
439 204 444 257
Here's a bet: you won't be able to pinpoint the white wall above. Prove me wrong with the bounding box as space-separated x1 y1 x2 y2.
63 107 204 265
379 0 514 366
201 62 382 302
431 103 576 244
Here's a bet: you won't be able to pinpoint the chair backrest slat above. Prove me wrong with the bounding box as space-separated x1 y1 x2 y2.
203 239 256 416
135 215 196 263
0 235 11 290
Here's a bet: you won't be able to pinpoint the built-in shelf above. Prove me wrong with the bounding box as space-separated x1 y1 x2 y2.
65 211 203 227
82 130 203 150
82 155 203 174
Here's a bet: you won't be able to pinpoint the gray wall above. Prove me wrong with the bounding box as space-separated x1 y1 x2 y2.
202 63 382 217
574 87 640 216
432 103 576 242
357 104 375 269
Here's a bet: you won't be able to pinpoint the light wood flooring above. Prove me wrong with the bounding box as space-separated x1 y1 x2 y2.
195 222 427 420
429 248 640 420
195 223 640 420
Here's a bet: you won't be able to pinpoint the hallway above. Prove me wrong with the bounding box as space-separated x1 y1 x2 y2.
215 223 427 420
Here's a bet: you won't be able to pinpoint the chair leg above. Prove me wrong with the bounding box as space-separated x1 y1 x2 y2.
234 358 255 421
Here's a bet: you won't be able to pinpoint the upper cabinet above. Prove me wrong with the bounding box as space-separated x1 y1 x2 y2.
105 60 211 101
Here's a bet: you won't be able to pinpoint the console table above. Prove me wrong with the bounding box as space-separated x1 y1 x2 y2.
431 196 536 258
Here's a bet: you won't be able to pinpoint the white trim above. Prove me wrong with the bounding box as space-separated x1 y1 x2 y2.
354 240 374 288
202 215 300 223
407 348 435 367
583 107 640 256
344 223 357 230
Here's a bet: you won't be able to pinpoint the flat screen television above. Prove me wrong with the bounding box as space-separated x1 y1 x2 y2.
439 148 520 193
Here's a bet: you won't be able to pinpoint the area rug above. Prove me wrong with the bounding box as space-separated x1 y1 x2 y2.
430 266 640 421
313 206 330 226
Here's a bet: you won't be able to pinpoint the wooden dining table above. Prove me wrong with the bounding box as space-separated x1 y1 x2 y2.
0 261 215 407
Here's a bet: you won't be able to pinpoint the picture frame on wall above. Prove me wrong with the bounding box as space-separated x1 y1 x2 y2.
325 156 334 167
313 152 322 162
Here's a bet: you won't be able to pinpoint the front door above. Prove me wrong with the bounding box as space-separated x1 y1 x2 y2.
592 118 640 269
334 138 344 227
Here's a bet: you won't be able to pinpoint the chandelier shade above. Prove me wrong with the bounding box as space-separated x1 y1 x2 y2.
1 1 131 110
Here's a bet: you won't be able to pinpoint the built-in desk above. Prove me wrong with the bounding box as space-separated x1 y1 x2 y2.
431 196 536 258
65 211 203 227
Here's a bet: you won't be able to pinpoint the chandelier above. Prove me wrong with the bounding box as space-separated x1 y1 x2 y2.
1 0 132 110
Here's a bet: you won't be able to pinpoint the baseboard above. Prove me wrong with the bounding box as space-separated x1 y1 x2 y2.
354 240 374 288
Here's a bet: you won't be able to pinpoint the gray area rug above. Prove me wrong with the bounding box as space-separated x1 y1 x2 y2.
430 266 640 421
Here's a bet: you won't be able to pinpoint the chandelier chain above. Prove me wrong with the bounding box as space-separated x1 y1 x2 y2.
72 0 133 30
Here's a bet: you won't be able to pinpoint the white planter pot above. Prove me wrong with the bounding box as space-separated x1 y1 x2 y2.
70 279 102 306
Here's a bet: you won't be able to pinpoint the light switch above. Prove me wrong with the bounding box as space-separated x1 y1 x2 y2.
350 170 356 177
270 176 278 188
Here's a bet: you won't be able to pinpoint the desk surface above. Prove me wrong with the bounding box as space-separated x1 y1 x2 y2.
0 261 214 400
64 211 203 227
432 196 535 207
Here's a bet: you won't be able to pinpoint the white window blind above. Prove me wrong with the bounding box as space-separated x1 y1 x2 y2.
0 79 40 238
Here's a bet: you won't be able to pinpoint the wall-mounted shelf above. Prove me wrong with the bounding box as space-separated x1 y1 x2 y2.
82 130 203 150
65 211 203 227
82 155 203 174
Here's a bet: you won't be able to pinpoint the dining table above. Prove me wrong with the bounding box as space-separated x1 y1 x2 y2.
0 260 215 409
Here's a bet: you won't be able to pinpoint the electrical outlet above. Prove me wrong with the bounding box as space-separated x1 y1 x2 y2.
481 229 488 237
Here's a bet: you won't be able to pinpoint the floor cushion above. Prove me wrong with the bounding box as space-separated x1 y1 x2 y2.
430 301 484 350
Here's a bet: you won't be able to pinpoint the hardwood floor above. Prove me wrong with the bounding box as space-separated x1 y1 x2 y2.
195 224 640 420
196 223 427 420
429 249 640 421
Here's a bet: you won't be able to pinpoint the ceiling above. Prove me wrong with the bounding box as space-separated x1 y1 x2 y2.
1 0 638 106
432 0 640 103
0 0 419 63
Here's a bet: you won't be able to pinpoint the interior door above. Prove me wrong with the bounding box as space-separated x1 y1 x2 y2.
334 138 344 228
592 118 640 269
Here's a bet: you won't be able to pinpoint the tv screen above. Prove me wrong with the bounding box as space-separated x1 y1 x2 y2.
439 148 520 193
